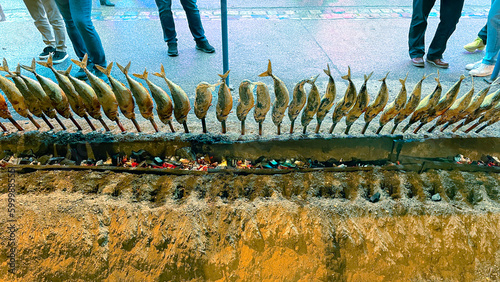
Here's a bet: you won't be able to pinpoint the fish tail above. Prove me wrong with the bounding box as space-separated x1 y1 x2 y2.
1 58 8 72
365 71 374 81
37 54 53 69
341 66 351 81
258 59 272 77
218 69 230 80
94 65 108 76
116 62 126 74
152 64 166 78
62 65 72 76
323 63 331 77
133 68 148 80
21 58 37 73
379 71 390 82
71 53 88 69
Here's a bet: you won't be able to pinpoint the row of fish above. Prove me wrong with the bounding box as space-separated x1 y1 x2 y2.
0 57 499 135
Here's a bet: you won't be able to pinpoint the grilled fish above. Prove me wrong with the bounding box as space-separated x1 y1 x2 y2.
259 60 289 135
216 70 232 134
195 82 218 133
362 72 389 134
345 72 373 134
254 81 271 135
287 78 308 134
330 66 357 133
236 80 254 135
300 75 320 134
315 64 336 133
377 72 408 134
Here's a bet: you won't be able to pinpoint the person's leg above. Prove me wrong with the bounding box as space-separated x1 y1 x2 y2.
0 4 5 22
180 0 206 42
42 0 66 52
482 0 500 65
23 0 56 48
426 0 464 60
154 0 176 43
54 0 88 60
478 24 488 44
68 0 106 67
408 0 435 59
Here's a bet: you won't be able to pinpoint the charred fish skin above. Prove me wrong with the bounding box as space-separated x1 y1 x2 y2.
195 82 216 119
71 54 119 122
363 72 390 134
345 72 373 134
22 58 72 119
300 74 321 133
315 64 336 132
0 67 28 118
287 79 308 123
330 67 357 133
0 60 43 118
259 60 290 132
236 79 255 121
216 70 232 134
118 62 154 120
377 72 408 134
153 64 191 125
38 55 87 118
135 68 174 125
95 63 136 120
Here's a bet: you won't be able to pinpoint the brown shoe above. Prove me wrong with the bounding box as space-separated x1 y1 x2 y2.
411 57 425 67
426 58 449 69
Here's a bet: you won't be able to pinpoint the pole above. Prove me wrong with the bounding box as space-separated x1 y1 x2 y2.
221 0 229 85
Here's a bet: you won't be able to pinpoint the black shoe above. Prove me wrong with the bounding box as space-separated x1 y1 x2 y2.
168 42 178 57
39 46 56 60
100 0 115 6
196 40 215 53
52 51 68 64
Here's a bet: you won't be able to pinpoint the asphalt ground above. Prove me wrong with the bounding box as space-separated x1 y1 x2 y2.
0 0 497 136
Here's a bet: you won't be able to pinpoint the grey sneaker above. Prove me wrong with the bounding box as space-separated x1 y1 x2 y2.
52 51 68 64
39 46 56 60
168 42 178 57
196 40 215 53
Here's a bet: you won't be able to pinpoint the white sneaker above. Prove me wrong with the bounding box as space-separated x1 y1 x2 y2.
465 60 482 70
469 63 494 77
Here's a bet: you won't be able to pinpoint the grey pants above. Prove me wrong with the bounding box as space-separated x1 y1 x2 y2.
23 0 67 52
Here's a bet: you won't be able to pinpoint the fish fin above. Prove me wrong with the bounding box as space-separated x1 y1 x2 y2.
459 74 466 81
258 59 272 77
323 63 331 77
152 64 165 78
116 62 126 74
21 58 37 73
218 69 230 80
400 72 409 84
365 71 374 81
63 65 72 75
105 62 113 75
0 66 4 72
125 61 131 74
71 54 88 69
341 66 351 80
15 63 21 74
308 74 320 84
379 71 390 82
37 54 52 68
94 64 108 76
1 58 8 72
132 68 148 80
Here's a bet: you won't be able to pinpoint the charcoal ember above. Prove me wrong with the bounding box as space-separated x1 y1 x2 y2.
48 157 65 165
154 157 163 165
481 155 500 166
454 154 471 164
37 155 52 165
131 149 151 162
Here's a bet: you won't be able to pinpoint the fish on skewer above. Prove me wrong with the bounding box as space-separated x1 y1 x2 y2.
153 64 191 133
413 74 465 133
315 64 336 133
301 75 321 134
22 59 82 131
330 66 357 133
401 72 442 133
195 81 218 133
63 66 109 131
95 63 141 132
428 76 474 133
133 68 175 133
254 81 271 136
236 80 254 135
117 62 157 133
0 60 40 129
344 72 373 134
362 72 390 134
377 72 408 134
391 74 430 134
439 79 489 132
71 54 125 132
453 78 500 132
38 55 95 131
0 92 23 131
465 102 500 133
13 64 60 129
259 60 289 135
216 70 232 134
287 78 308 134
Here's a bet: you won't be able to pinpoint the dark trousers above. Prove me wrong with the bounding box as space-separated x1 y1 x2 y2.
154 0 207 43
408 0 464 60
54 0 106 67
478 24 488 44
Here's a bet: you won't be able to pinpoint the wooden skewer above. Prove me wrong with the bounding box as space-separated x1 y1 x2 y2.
201 118 207 133
149 117 159 132
70 116 82 131
9 117 24 131
131 118 141 132
221 120 226 134
241 120 245 135
259 122 263 136
290 120 295 134
115 117 126 132
27 114 41 129
41 115 54 130
54 116 66 130
0 121 7 132
168 121 175 133
183 121 189 133
99 118 110 131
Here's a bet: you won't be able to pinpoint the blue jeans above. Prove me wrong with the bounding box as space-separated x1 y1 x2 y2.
154 0 207 43
408 0 464 60
483 0 500 65
54 0 106 67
